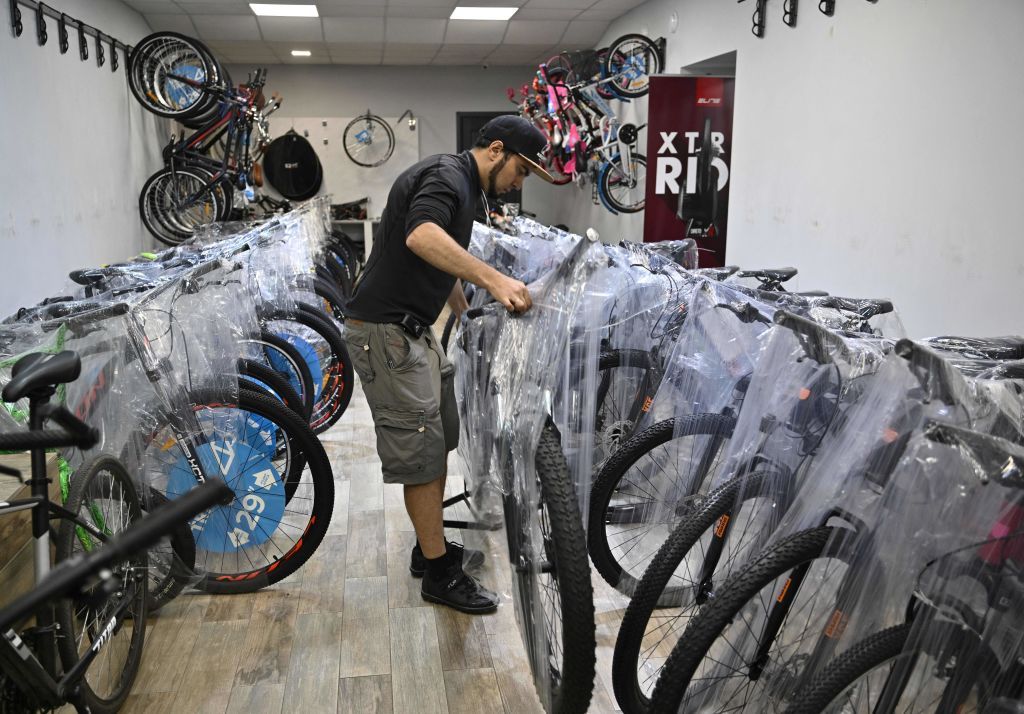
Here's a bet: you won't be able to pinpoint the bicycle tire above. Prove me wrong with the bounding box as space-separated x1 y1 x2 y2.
139 167 222 246
343 114 395 168
611 469 774 714
311 275 347 323
599 154 647 214
245 330 317 420
441 311 458 353
239 357 310 421
588 412 736 598
526 420 596 714
786 621 997 714
144 387 333 594
294 303 354 433
144 488 196 613
602 34 662 99
594 347 657 465
649 526 849 713
128 32 221 119
55 455 147 714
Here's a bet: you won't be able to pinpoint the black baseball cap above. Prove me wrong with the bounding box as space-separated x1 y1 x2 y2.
478 115 555 183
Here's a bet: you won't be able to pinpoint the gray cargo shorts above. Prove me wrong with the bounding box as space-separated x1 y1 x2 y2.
342 319 459 485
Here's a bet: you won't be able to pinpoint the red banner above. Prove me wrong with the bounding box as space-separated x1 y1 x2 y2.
642 76 735 267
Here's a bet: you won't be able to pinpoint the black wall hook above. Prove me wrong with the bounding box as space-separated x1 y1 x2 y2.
819 0 835 16
752 0 767 37
783 0 798 27
10 0 22 36
109 35 117 71
95 30 104 66
77 19 87 60
34 1 45 44
57 12 67 53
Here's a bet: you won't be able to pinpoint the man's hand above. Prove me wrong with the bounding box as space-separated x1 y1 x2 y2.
486 273 532 314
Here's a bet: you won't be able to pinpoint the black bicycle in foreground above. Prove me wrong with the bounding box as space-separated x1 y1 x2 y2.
0 350 230 712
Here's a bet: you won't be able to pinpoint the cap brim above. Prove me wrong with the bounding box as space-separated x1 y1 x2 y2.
516 153 557 184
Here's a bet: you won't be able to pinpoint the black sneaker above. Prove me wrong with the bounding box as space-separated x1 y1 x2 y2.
421 567 499 614
409 540 485 578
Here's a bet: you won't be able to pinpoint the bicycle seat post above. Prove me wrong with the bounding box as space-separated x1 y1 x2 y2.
26 386 58 676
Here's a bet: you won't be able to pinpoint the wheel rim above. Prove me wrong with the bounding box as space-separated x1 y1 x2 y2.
345 116 393 167
66 466 145 702
141 401 317 581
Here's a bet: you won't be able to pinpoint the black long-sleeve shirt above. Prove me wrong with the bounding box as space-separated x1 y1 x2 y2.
345 151 482 326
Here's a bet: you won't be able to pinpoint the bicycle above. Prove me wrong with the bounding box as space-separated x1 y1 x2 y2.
24 261 336 602
0 403 230 714
784 422 1024 713
138 69 273 245
644 339 1024 713
456 234 600 713
0 349 144 713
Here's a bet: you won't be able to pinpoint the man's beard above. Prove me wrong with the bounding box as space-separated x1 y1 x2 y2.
486 153 510 198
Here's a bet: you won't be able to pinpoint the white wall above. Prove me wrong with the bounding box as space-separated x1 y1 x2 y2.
227 63 563 225
554 0 1024 337
0 0 165 316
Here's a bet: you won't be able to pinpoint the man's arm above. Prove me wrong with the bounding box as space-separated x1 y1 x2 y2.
447 279 470 318
407 222 532 313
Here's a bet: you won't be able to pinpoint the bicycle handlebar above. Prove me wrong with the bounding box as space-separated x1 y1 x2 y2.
0 479 231 631
0 427 97 452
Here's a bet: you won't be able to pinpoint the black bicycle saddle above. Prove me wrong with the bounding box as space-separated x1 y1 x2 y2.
2 351 81 403
739 267 798 283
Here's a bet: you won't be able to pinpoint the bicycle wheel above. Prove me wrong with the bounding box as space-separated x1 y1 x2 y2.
139 167 221 246
587 413 735 599
517 420 596 713
239 357 310 420
788 621 999 713
611 469 778 714
241 330 317 421
593 348 657 466
648 526 859 714
143 488 196 613
599 154 647 214
55 455 147 714
128 32 220 119
285 303 354 433
603 34 661 99
343 114 395 168
140 387 333 593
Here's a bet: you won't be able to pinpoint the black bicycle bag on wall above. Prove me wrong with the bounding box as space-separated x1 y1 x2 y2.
262 131 324 201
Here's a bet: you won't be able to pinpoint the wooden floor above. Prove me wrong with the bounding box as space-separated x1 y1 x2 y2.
121 376 630 714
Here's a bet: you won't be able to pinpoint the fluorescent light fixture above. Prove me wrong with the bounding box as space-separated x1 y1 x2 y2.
450 6 518 20
250 4 319 17
291 49 312 56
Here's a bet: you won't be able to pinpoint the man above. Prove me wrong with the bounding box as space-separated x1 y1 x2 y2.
343 116 554 614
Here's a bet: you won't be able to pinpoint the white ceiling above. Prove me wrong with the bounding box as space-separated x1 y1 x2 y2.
122 0 646 66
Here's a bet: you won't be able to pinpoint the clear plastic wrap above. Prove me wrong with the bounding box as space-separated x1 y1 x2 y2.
677 340 1024 713
456 234 600 711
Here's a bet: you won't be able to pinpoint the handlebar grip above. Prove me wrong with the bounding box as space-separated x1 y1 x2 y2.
0 428 93 451
0 480 231 631
42 302 129 333
40 405 100 450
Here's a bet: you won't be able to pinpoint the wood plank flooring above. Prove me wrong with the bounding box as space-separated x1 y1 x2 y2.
122 376 630 713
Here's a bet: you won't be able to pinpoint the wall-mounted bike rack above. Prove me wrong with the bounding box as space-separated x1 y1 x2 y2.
8 0 132 73
742 0 877 38
819 0 879 18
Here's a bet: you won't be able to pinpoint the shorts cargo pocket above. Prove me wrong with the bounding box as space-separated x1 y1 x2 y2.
375 406 446 478
343 328 375 384
439 366 460 452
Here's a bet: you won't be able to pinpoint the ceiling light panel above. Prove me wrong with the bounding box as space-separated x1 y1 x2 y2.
250 4 319 17
450 7 518 21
